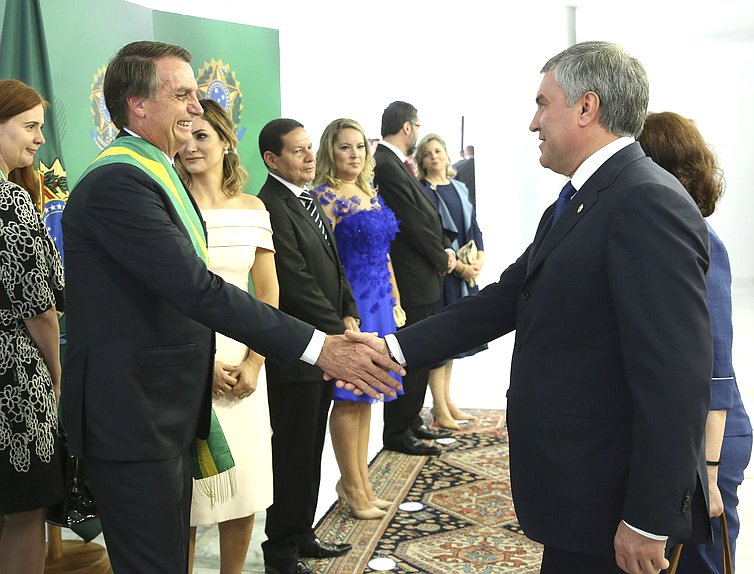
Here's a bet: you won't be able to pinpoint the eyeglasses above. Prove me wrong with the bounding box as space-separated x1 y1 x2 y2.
410 122 421 129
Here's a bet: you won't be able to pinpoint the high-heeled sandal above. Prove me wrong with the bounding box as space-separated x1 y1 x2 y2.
449 408 478 421
369 497 393 510
431 408 461 430
336 481 387 520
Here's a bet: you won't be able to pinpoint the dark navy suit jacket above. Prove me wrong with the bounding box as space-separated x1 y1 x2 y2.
394 142 713 556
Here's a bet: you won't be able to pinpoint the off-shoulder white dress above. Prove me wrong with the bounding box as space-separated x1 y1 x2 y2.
190 208 274 525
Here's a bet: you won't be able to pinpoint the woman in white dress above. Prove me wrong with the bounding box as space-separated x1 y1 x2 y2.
176 99 276 573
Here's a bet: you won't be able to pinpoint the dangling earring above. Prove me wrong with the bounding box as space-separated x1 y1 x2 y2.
224 146 230 155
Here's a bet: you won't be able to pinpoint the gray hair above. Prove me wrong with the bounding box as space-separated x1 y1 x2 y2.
541 41 649 137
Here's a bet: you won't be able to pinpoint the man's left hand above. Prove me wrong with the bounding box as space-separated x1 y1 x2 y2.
614 521 669 574
317 334 405 400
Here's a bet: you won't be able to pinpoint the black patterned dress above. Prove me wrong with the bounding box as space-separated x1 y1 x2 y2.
0 179 64 514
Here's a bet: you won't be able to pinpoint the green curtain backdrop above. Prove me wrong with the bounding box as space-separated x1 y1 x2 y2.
0 0 281 194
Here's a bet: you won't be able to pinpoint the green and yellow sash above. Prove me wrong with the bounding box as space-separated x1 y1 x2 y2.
83 136 236 506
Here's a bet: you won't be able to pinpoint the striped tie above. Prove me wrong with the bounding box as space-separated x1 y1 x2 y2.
299 190 329 243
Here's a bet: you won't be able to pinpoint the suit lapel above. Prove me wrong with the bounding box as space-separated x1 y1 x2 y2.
527 187 599 274
526 142 645 278
270 177 337 263
383 146 441 216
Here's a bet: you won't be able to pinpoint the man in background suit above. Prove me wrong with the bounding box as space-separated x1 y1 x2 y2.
61 42 401 573
373 101 457 456
258 119 357 574
453 145 476 207
349 42 712 574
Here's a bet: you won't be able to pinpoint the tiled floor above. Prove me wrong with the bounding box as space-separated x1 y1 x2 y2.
63 278 754 572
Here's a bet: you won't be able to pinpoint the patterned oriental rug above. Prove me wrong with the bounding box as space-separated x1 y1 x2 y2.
310 409 543 573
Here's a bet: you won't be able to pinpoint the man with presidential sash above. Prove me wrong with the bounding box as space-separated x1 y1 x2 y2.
60 41 402 573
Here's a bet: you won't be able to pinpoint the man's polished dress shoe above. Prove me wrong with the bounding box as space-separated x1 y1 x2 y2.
295 560 313 574
298 537 352 559
384 434 441 456
413 424 452 440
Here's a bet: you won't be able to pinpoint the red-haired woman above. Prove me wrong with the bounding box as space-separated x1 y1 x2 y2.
0 79 64 574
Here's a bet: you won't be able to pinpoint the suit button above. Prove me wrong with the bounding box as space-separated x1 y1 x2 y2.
681 489 692 512
513 343 521 352
520 290 530 301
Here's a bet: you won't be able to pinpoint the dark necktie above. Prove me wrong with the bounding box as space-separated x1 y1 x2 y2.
404 159 416 178
299 190 330 244
553 181 576 222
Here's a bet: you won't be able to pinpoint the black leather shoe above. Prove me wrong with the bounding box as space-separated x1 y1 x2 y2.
384 434 441 456
298 538 352 558
413 424 452 440
295 560 313 574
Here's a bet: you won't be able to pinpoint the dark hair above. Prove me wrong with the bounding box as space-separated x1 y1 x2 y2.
258 118 304 162
175 99 249 197
380 101 417 138
0 79 47 207
638 111 724 217
104 41 192 130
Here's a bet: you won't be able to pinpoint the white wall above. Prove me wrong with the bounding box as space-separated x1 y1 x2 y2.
128 1 754 409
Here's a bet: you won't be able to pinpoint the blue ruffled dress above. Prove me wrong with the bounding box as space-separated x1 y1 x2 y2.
312 186 403 404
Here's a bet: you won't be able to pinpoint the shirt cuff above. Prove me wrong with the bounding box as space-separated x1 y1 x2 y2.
623 520 667 541
300 329 326 365
385 334 407 367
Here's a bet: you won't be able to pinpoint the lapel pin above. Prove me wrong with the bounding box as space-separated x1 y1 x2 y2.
577 203 584 213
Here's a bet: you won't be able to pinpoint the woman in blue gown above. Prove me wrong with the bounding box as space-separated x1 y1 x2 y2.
415 133 486 430
639 112 752 573
312 118 404 520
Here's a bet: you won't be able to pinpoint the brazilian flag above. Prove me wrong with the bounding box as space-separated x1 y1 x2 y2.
0 0 98 544
0 0 68 267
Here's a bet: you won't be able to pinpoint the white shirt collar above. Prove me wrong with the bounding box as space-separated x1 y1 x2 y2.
379 139 407 162
269 172 308 198
570 136 634 191
123 127 175 165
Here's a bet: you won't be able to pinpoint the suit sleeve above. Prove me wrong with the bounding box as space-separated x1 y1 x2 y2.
375 160 449 272
395 245 530 368
81 166 313 366
341 270 359 319
607 183 711 536
265 193 350 334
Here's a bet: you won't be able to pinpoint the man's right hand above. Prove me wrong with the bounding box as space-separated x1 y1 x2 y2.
344 330 388 356
316 333 403 400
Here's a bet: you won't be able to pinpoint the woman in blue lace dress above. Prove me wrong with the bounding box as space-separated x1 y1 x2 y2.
312 118 403 520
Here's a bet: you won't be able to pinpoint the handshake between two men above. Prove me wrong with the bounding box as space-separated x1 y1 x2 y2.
318 331 394 397
317 331 402 398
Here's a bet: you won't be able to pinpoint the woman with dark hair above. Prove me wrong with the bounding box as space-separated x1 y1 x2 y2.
312 118 403 520
639 111 752 573
176 99 276 573
415 133 486 430
0 79 64 574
